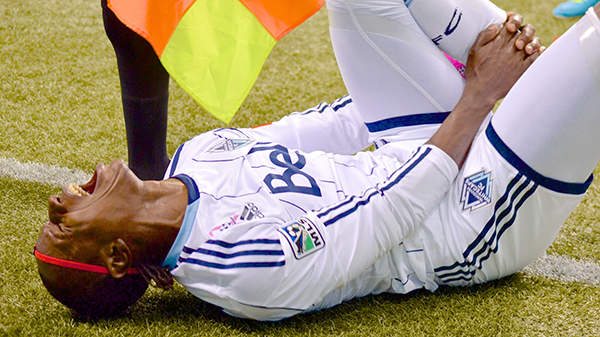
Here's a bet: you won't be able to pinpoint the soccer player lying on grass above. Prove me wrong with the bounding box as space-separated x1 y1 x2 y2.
34 0 600 321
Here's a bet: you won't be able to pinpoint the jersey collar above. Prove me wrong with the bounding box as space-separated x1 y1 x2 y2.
161 174 199 270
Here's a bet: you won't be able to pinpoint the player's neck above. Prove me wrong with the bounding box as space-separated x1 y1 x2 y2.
131 178 188 265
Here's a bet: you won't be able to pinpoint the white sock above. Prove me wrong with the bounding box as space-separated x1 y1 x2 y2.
406 0 506 64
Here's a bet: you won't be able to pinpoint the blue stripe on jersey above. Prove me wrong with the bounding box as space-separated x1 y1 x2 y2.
331 95 353 111
316 147 432 227
434 174 530 279
292 95 352 116
177 259 285 269
247 143 287 155
191 157 243 164
184 247 283 258
434 173 537 283
203 239 281 248
212 128 251 138
229 301 305 313
179 239 285 269
169 144 185 177
365 112 451 132
292 102 328 116
394 273 415 286
465 179 537 268
173 174 200 204
316 146 427 220
486 123 593 195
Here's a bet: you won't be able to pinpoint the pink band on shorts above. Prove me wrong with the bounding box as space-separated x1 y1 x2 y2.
443 52 466 79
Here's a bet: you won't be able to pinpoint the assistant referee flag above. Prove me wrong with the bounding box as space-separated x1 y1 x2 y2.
108 0 324 123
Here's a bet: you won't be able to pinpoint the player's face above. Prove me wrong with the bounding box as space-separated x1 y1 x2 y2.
36 160 144 262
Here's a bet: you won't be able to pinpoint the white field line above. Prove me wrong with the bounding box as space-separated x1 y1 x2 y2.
0 157 91 188
0 157 599 287
521 253 600 286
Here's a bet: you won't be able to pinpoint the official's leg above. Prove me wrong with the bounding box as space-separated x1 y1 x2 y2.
102 0 170 180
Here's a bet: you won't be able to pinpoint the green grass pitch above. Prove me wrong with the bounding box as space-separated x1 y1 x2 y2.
2 0 600 335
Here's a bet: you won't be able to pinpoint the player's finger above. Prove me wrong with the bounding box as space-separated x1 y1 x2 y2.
525 36 542 55
516 24 536 51
523 49 541 67
473 24 499 49
495 13 523 47
504 13 523 34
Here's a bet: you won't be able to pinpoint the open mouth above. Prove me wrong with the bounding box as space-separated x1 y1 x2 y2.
67 183 89 196
66 171 97 197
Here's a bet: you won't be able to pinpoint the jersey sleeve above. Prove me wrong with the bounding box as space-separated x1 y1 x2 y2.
286 145 459 306
246 96 370 155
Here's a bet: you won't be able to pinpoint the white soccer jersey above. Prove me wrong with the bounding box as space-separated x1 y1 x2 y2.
157 2 600 318
157 4 600 319
162 97 458 320
162 91 592 322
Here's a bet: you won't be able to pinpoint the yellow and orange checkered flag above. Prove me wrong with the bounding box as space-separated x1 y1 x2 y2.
108 0 325 123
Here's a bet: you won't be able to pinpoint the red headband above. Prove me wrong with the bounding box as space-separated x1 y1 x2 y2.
34 246 139 275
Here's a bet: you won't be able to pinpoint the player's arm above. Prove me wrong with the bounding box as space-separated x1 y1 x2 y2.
426 13 542 168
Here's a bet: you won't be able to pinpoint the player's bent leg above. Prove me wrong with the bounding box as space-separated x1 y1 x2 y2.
426 130 590 287
424 9 600 286
492 8 600 184
406 0 506 64
327 0 466 142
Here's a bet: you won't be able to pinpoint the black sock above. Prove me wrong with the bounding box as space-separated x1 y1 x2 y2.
103 0 170 180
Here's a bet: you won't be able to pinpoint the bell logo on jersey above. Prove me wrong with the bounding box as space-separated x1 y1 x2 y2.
278 218 324 259
461 170 493 212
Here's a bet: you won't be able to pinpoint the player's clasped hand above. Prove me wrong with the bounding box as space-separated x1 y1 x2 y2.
504 12 544 54
464 12 544 106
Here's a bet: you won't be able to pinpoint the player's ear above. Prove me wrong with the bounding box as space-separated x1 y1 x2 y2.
99 238 133 278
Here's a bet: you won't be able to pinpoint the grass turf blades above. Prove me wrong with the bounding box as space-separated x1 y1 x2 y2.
1 0 599 335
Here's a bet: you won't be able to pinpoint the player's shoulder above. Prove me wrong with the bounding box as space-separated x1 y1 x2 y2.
165 128 255 176
181 128 254 154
